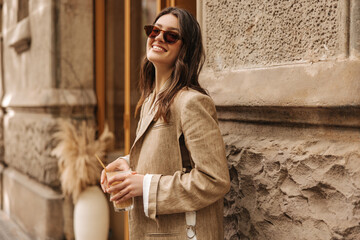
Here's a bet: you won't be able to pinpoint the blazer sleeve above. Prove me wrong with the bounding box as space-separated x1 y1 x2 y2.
147 93 230 219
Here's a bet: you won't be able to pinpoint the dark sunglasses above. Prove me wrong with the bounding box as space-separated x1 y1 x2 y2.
144 25 181 44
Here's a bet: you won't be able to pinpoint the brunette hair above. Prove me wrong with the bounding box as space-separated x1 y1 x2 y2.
135 7 207 122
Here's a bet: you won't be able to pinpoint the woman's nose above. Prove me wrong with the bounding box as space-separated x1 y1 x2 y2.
154 31 165 42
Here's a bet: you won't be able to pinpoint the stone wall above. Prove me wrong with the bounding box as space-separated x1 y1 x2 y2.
3 111 59 186
1 0 95 239
198 0 360 239
222 121 360 239
202 0 348 70
2 0 95 186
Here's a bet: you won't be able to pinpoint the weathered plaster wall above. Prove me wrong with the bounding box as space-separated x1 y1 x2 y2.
198 0 360 239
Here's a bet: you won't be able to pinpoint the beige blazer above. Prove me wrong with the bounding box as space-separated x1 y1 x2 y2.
129 88 230 239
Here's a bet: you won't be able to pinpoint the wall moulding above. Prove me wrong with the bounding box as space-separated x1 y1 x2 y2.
1 88 96 108
4 106 95 118
200 60 360 108
217 105 360 128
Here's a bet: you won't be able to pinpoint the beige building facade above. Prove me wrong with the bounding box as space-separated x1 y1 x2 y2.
0 0 95 239
198 0 360 239
0 0 359 240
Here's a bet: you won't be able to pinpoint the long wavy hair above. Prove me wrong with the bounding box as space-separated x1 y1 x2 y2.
135 7 207 122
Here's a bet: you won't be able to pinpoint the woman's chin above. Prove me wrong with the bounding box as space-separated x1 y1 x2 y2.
147 52 165 61
148 58 171 68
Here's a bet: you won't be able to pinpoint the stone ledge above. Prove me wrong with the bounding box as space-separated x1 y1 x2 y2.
2 89 96 108
3 167 64 240
217 106 360 128
200 60 360 107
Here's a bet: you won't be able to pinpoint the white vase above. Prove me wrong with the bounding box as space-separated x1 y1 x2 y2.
74 186 110 240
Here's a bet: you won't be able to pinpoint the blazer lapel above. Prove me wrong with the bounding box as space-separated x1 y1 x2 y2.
131 95 157 150
133 108 156 146
131 80 171 152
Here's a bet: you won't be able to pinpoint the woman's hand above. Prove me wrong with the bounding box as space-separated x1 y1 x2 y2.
107 173 144 204
100 157 130 192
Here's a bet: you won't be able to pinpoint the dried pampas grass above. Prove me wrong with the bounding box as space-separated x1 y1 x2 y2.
51 120 114 203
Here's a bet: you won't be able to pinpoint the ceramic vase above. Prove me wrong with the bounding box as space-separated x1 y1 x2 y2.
73 186 109 240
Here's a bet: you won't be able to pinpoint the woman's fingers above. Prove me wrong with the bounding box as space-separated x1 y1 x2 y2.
110 187 130 201
108 174 144 200
100 157 131 193
100 170 107 192
107 180 126 193
115 193 132 204
107 174 127 187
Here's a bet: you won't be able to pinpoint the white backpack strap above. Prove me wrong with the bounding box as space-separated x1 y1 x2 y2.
185 211 197 239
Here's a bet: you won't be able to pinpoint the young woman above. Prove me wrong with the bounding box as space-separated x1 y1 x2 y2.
101 7 230 239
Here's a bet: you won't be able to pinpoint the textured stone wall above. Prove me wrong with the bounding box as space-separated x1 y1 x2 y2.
221 121 360 240
203 0 347 70
3 112 59 187
198 0 360 239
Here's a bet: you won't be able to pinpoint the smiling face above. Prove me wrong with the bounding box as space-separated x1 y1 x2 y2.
146 14 182 70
